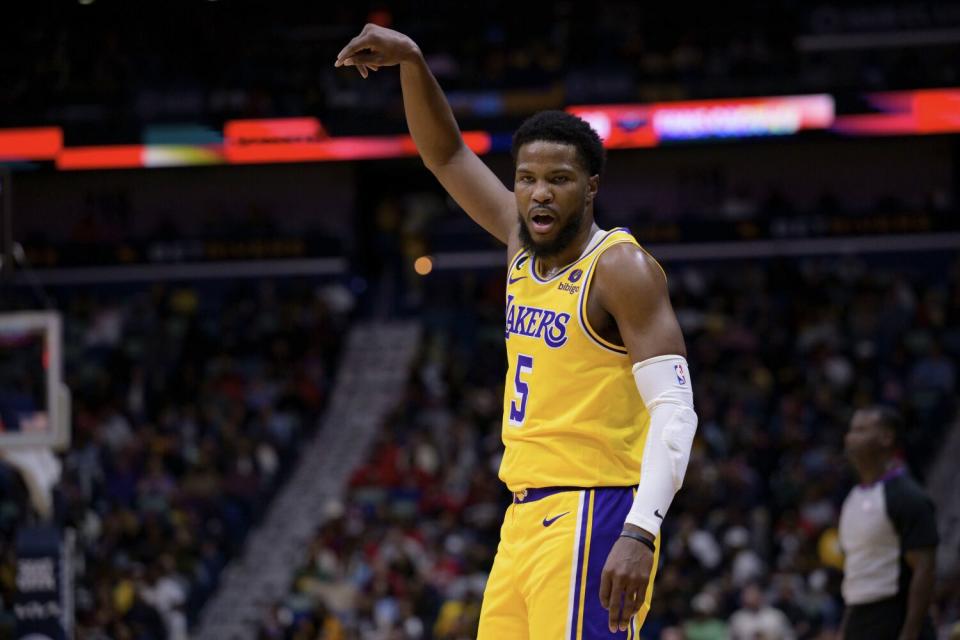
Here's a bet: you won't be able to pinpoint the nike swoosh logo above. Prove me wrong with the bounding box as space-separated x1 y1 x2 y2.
542 512 570 527
508 275 526 284
654 509 664 520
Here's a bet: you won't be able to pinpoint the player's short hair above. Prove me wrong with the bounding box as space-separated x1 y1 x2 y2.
511 110 606 176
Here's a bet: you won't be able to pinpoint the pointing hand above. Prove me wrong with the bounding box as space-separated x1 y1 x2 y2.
335 23 421 79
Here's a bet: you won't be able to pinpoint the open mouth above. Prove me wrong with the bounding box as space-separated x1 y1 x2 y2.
530 211 556 234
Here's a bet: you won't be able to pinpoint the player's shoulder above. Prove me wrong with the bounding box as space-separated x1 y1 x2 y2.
594 233 666 292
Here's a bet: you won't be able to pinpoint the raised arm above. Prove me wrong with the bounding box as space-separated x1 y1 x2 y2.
336 24 516 245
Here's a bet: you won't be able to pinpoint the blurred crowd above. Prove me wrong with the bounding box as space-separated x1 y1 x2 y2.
3 2 958 137
263 252 959 639
0 280 350 639
0 5 957 639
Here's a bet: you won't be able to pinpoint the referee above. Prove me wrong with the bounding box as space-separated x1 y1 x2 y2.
839 406 939 640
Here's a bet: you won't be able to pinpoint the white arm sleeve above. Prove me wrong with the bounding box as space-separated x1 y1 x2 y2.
624 354 698 536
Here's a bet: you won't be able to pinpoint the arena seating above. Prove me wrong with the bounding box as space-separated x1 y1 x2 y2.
261 253 959 639
0 280 350 639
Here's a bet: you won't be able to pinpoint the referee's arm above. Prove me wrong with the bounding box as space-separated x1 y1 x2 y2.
887 477 939 640
899 547 936 640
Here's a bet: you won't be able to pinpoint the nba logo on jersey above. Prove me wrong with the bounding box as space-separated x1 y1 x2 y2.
675 362 686 385
569 269 583 283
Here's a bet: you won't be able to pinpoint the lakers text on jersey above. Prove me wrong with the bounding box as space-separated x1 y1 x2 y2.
499 227 662 491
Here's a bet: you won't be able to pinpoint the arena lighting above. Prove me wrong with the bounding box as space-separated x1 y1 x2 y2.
54 132 491 169
4 88 959 171
57 145 158 170
225 130 490 163
568 95 835 147
223 117 488 164
224 117 327 142
414 256 434 276
0 128 62 161
832 88 960 136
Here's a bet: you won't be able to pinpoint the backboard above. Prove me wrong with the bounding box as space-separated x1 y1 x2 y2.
0 311 69 450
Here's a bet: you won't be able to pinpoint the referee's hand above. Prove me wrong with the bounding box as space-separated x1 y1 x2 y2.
599 527 654 632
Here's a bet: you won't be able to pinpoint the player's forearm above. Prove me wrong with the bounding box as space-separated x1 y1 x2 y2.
899 557 935 640
624 356 697 536
399 53 465 171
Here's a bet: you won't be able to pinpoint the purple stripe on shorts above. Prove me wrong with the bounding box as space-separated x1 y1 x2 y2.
582 487 636 639
569 490 592 640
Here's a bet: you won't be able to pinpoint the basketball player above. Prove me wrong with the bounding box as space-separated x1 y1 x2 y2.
337 24 698 639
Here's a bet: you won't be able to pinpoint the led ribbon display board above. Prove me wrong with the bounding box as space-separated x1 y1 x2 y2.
0 89 957 170
568 95 835 146
832 89 960 136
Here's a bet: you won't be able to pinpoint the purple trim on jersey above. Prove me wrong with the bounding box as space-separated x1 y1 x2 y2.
858 462 907 488
576 238 630 355
569 489 592 640
531 228 626 284
577 256 629 355
581 487 638 639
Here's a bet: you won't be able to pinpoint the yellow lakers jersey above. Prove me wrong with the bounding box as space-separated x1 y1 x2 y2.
499 227 655 491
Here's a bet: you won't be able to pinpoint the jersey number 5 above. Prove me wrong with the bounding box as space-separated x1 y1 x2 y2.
509 354 534 426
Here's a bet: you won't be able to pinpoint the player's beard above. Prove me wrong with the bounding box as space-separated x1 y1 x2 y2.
518 207 585 259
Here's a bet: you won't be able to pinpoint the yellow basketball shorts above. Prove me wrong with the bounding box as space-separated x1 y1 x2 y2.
477 486 660 640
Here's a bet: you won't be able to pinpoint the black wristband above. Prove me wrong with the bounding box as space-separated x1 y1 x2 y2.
619 530 655 553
